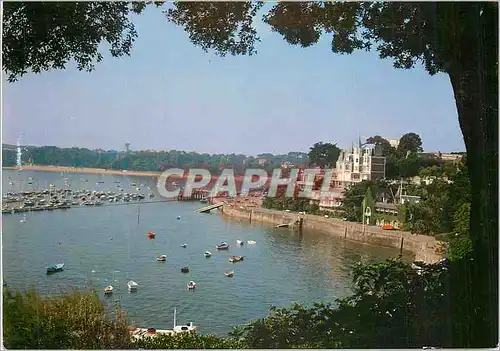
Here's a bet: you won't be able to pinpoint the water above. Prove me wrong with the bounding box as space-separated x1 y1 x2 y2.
2 170 406 335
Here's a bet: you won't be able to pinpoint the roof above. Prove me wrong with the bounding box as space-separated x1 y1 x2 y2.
401 195 421 199
375 202 398 210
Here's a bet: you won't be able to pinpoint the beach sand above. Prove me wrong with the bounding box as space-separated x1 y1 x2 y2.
2 165 250 185
3 165 163 178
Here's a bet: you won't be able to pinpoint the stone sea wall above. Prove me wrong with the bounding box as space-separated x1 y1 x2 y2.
221 204 444 264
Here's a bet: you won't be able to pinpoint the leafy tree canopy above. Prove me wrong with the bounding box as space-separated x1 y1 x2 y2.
307 142 341 168
365 135 393 156
398 132 424 155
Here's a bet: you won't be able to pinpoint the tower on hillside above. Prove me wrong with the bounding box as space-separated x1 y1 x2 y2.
125 143 130 153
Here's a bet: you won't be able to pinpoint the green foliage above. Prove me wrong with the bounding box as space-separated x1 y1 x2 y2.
2 2 152 82
340 180 384 222
419 165 444 179
3 145 308 174
365 135 393 156
133 332 243 349
446 202 472 260
262 193 314 213
400 179 452 235
2 287 242 349
307 142 341 168
448 156 471 217
231 258 453 348
2 149 17 167
397 132 424 155
166 2 263 57
2 288 131 349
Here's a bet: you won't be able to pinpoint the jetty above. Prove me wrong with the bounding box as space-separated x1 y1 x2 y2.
194 203 223 213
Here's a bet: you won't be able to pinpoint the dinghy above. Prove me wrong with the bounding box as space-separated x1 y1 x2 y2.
127 281 138 291
216 242 229 250
157 255 167 262
46 263 64 274
204 251 211 258
224 270 234 277
104 285 113 295
229 256 244 263
187 281 196 290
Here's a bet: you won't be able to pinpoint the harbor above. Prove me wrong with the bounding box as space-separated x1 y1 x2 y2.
2 169 407 335
2 182 210 214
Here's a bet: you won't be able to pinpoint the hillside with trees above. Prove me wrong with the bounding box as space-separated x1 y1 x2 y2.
2 145 309 175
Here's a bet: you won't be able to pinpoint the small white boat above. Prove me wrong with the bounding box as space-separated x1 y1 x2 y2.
229 255 244 263
236 240 244 245
247 240 256 244
187 281 196 290
177 216 181 220
104 285 113 294
224 270 234 277
129 308 197 340
46 263 64 274
204 251 211 258
127 281 139 291
181 243 187 248
157 255 167 262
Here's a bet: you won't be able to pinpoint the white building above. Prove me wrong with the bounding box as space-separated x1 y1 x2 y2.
387 138 400 148
333 141 386 188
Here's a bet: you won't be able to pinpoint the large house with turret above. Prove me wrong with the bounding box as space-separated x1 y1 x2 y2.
333 139 386 188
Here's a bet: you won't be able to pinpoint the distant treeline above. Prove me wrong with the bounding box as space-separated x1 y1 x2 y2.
2 145 309 174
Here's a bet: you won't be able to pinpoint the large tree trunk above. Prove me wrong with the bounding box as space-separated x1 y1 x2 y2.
448 3 498 347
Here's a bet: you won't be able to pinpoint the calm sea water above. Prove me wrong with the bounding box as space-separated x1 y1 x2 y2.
2 170 405 335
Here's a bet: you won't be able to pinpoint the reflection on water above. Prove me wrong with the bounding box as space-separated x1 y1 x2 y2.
2 170 405 335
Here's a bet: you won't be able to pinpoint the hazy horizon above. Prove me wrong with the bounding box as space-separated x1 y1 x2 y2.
2 6 465 155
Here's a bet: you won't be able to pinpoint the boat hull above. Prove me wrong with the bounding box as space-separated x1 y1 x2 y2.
46 263 64 274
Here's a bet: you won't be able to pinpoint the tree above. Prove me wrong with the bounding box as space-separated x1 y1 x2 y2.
1 2 160 82
365 135 393 156
419 165 444 179
397 132 424 155
231 258 454 348
307 142 341 168
3 288 131 349
3 2 498 346
448 202 473 260
340 180 384 222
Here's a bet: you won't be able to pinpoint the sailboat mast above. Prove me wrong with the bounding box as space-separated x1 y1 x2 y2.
173 307 177 328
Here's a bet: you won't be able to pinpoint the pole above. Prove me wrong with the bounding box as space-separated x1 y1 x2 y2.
173 307 177 328
137 206 140 224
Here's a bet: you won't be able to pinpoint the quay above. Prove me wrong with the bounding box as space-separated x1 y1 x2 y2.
218 198 444 264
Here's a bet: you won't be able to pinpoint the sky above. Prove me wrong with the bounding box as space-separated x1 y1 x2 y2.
2 6 465 155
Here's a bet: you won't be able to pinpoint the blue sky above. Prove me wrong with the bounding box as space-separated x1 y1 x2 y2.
2 6 464 155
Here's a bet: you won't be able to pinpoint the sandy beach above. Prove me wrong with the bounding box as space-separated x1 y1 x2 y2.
2 165 250 185
3 165 163 178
